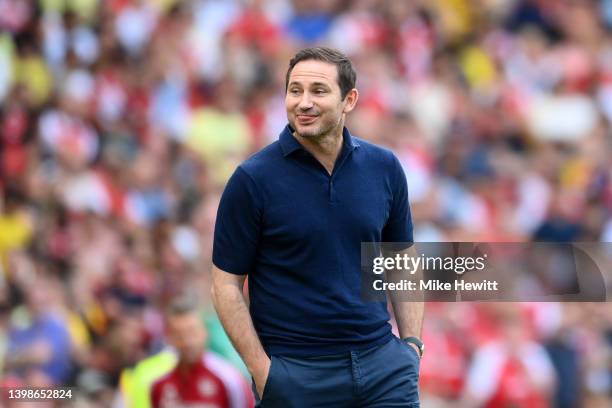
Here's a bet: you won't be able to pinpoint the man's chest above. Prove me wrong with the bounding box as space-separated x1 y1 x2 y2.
260 170 392 242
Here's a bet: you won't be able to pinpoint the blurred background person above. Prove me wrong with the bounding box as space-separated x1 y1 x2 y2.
3 276 72 387
148 295 253 408
460 307 556 408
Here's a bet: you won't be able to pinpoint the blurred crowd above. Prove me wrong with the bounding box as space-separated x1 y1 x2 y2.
0 0 611 406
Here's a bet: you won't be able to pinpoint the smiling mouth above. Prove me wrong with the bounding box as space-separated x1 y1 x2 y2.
297 115 318 124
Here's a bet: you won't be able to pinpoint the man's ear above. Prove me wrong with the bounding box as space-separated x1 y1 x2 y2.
342 88 359 114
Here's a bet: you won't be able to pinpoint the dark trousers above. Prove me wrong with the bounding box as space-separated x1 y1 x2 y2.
254 336 420 407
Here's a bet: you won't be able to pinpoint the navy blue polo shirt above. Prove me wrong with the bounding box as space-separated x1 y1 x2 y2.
213 125 413 357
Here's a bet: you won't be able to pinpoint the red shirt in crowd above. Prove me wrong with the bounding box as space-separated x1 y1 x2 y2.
151 352 254 408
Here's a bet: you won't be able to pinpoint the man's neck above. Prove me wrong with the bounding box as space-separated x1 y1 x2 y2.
293 125 344 175
177 357 202 375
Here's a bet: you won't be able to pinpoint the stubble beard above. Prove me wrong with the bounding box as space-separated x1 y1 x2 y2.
291 113 344 142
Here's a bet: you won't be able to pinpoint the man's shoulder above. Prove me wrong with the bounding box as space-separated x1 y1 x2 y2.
150 366 177 393
352 136 399 166
236 141 283 179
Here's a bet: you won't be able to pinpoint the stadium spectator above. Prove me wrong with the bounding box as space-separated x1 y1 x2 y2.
461 309 556 408
150 296 253 408
4 276 73 386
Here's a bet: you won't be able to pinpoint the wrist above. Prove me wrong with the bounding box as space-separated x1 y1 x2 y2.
401 336 424 358
249 353 271 376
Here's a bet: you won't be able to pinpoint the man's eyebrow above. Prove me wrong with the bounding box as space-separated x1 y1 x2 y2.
310 82 331 88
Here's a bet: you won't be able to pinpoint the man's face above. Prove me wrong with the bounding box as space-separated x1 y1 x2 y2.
166 312 207 365
285 60 356 139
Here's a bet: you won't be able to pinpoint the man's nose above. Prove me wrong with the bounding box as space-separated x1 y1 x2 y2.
298 92 314 110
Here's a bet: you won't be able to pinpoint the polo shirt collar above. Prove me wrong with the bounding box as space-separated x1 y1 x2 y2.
279 124 360 157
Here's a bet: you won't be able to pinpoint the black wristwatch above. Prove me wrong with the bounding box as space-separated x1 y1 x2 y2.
402 336 424 358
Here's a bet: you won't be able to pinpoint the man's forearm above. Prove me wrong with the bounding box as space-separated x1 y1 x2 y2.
211 282 269 376
385 246 424 338
391 297 424 338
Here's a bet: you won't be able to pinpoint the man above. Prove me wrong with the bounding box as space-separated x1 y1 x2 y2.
461 311 555 408
212 47 423 407
150 297 254 408
4 277 72 386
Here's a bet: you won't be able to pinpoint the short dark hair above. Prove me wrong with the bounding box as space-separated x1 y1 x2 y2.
166 294 198 317
286 47 356 99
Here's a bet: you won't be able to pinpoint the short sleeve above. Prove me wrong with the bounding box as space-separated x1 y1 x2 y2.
382 155 413 243
213 166 263 275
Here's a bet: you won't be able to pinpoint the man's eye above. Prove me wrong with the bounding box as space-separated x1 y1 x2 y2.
314 89 326 94
289 89 301 95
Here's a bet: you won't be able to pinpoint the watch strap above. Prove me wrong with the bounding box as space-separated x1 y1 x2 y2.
401 336 424 358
